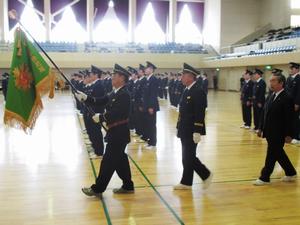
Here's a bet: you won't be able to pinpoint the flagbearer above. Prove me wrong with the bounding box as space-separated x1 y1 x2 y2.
76 64 134 198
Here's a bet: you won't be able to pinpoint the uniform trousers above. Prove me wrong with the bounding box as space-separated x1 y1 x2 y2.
83 113 104 156
253 103 263 130
180 136 210 185
242 103 252 126
145 112 157 146
91 141 134 193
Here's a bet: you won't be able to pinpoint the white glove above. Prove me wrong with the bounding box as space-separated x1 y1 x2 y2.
193 133 201 143
92 113 100 123
75 91 87 102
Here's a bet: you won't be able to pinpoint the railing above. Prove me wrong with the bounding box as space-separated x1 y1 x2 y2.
0 41 208 54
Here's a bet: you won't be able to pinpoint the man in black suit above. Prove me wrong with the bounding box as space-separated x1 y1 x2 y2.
77 64 134 198
287 62 300 144
254 71 297 185
252 68 266 132
142 61 160 149
240 70 254 129
174 63 213 190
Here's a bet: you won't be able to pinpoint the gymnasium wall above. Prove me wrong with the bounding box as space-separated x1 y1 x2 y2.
259 0 291 29
220 0 260 52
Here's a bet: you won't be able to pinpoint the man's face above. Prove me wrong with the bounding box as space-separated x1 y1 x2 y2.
290 67 299 75
269 75 282 92
112 73 123 87
90 73 98 81
181 72 193 86
254 73 260 80
244 73 250 80
145 67 153 75
138 70 144 76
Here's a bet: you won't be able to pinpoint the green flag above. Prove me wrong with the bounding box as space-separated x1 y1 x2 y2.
4 28 54 133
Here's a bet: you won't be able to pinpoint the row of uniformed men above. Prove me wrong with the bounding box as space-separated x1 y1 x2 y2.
240 62 300 145
168 72 208 109
73 62 212 197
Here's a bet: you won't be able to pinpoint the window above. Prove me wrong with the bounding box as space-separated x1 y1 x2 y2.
135 2 165 43
291 0 300 9
9 0 45 42
291 15 300 27
51 6 87 43
175 4 202 44
94 0 128 43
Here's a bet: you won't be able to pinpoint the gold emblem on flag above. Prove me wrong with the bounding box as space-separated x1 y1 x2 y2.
13 64 33 91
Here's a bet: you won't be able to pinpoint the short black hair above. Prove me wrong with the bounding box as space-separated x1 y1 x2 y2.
273 74 286 87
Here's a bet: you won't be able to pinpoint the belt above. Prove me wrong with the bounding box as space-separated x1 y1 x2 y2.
107 119 129 129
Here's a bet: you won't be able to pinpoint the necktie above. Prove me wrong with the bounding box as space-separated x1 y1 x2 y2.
179 88 188 104
267 93 276 110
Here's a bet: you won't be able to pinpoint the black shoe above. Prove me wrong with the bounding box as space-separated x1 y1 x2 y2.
112 187 134 194
82 187 102 198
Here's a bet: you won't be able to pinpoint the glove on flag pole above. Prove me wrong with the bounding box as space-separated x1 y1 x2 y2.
4 28 55 133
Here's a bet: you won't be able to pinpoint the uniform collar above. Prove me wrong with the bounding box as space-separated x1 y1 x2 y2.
186 81 196 90
114 85 124 93
90 79 99 85
147 73 153 80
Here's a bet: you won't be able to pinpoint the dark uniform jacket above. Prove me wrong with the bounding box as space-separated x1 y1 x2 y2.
177 82 206 138
135 77 146 108
259 90 294 140
130 80 139 109
252 78 266 105
202 78 208 95
87 79 105 113
142 75 159 112
241 80 253 103
286 74 300 105
86 86 131 144
174 79 184 99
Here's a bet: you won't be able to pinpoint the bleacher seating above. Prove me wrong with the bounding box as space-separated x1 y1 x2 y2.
223 26 300 59
0 41 208 54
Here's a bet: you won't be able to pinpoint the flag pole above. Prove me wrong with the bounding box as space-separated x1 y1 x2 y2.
8 9 77 92
7 9 100 118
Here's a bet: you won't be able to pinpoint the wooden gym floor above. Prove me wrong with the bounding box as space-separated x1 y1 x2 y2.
0 90 300 225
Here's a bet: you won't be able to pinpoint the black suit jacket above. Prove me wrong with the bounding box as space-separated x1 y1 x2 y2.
286 74 300 105
86 86 131 144
252 79 266 105
259 90 293 140
241 80 253 103
142 75 160 112
177 83 206 138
